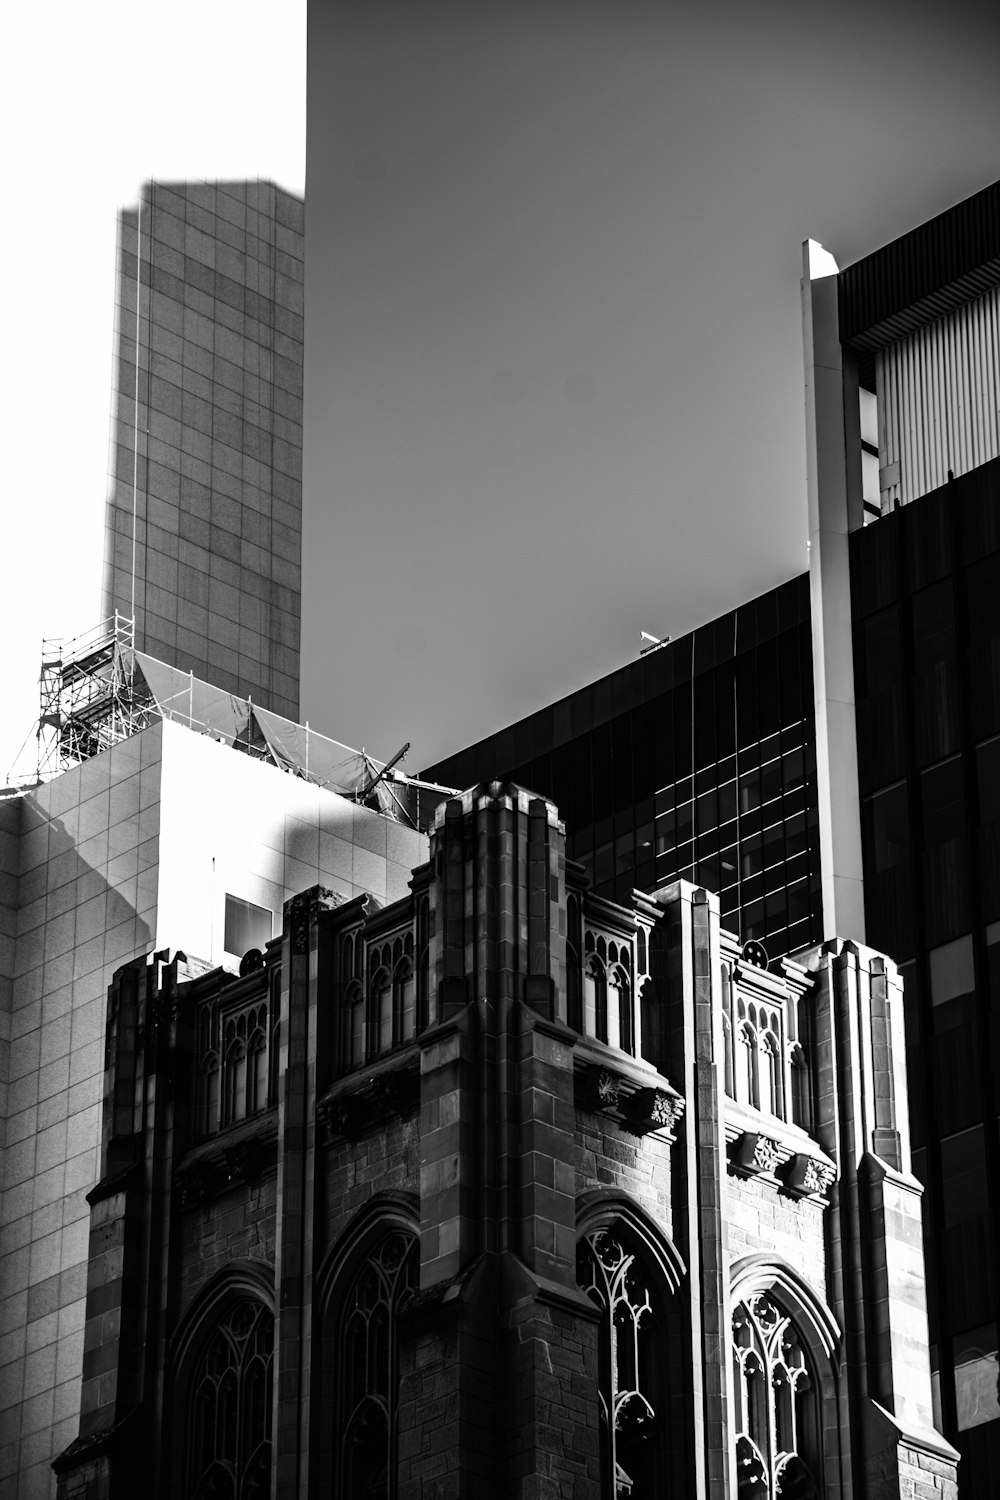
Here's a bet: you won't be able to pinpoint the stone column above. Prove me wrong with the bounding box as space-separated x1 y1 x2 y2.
806 938 959 1497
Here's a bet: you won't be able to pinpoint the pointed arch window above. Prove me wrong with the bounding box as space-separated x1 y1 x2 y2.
393 958 415 1046
760 1035 780 1118
346 980 365 1069
187 1298 273 1499
370 967 392 1056
577 1230 664 1498
735 1022 758 1109
584 958 609 1043
337 1232 417 1499
732 1293 819 1499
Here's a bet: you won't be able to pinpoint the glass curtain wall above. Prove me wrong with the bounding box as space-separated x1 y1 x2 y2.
426 576 822 961
851 456 1000 1489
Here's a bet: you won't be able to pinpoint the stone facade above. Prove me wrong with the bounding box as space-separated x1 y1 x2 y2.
0 719 425 1500
53 784 957 1497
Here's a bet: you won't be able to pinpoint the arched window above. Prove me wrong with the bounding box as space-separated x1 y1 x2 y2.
722 1012 735 1099
247 1029 267 1115
567 893 582 1033
370 968 392 1056
584 957 608 1043
393 959 415 1046
346 980 365 1068
186 1297 273 1499
605 965 632 1054
335 1231 417 1499
732 1293 819 1499
735 1023 758 1109
416 896 430 1034
577 1229 664 1498
760 1035 780 1118
789 1044 810 1131
200 1049 220 1138
224 1024 248 1127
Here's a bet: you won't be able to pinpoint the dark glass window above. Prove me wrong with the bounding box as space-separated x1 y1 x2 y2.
921 759 969 946
731 1294 820 1500
224 895 272 958
940 1127 995 1330
577 1231 665 1498
912 581 959 766
337 1234 418 1500
862 783 914 958
187 1299 273 1499
978 738 1000 826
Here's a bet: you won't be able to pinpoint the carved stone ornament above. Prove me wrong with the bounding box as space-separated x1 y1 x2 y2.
223 1140 264 1185
649 1091 684 1134
786 1152 837 1199
175 1161 217 1209
751 1135 780 1173
318 1098 356 1142
596 1071 624 1108
287 887 337 955
731 1131 782 1177
802 1158 836 1194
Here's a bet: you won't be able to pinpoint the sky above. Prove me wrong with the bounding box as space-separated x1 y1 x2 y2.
0 0 306 780
303 0 1000 773
3 1 999 782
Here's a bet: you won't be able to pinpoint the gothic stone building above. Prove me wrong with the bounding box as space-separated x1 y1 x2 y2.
53 784 957 1498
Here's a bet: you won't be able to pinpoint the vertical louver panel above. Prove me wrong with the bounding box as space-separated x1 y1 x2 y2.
877 285 1000 507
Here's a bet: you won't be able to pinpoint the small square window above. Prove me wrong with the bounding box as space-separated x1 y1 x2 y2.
224 894 272 957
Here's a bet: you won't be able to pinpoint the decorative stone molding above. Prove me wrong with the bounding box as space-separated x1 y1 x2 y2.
573 1043 685 1139
786 1153 837 1200
731 1131 783 1178
318 1050 420 1142
287 885 338 954
175 1160 217 1209
173 1117 278 1207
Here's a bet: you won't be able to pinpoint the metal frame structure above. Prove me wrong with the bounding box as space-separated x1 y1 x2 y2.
36 613 154 781
29 615 457 828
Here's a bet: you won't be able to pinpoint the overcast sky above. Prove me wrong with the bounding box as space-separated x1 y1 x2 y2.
3 2 999 783
303 0 1000 772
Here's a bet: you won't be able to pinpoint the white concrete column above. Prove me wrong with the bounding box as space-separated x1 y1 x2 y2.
801 242 866 944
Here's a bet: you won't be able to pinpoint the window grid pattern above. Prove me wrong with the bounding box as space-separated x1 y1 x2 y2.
577 1230 663 1498
339 913 430 1074
731 1293 818 1500
851 463 1000 1485
580 929 634 1054
196 992 271 1139
338 1233 418 1500
424 574 823 962
187 1299 273 1500
722 985 799 1125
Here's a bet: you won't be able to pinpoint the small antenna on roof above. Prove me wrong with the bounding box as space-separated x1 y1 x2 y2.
639 630 671 656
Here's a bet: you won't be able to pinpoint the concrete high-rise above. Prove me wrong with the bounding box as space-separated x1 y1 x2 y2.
103 181 304 720
1 178 315 1500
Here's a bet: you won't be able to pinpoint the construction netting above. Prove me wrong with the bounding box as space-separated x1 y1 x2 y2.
133 652 411 820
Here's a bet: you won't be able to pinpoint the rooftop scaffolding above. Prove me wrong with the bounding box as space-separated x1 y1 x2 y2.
24 618 456 827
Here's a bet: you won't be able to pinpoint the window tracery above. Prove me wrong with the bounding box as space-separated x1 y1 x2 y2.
187 1298 273 1499
196 996 270 1138
731 1293 818 1499
336 1232 417 1500
577 1230 663 1498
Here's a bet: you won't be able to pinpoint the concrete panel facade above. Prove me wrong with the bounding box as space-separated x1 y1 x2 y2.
102 181 303 719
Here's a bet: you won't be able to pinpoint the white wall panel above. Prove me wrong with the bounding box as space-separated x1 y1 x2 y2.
877 285 1000 508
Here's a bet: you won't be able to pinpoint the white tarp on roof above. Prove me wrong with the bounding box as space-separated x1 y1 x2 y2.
132 651 393 808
